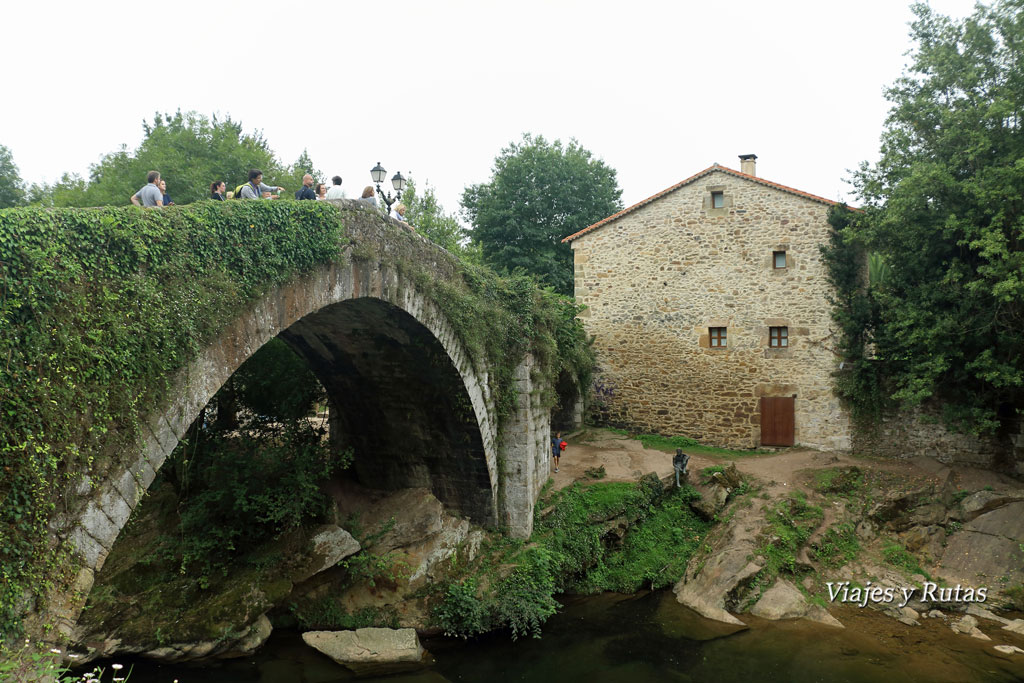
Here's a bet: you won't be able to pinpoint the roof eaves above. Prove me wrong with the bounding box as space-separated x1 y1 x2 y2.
561 164 857 243
561 165 720 243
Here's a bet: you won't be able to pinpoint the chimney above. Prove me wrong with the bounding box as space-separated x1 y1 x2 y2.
739 154 757 176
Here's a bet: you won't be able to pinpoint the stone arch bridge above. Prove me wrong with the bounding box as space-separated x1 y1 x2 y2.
44 200 559 638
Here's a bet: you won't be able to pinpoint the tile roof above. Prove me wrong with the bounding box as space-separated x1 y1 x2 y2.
561 163 855 243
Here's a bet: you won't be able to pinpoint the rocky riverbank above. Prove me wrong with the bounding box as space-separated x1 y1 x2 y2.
67 428 1024 671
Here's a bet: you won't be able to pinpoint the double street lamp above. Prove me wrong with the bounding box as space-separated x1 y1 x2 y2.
370 162 407 213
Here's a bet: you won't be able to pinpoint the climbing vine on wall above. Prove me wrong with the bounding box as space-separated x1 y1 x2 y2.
0 200 348 640
0 200 595 641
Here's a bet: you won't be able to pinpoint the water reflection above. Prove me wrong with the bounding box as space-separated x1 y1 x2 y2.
100 590 1024 683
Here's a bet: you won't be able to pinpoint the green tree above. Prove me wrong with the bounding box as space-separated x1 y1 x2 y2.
402 178 475 258
0 145 25 208
283 148 326 195
34 111 293 207
831 0 1024 434
461 134 622 295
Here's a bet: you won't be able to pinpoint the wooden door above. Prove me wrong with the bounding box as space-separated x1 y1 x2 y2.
760 397 795 446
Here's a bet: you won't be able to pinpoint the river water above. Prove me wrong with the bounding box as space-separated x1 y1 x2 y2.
99 591 1024 683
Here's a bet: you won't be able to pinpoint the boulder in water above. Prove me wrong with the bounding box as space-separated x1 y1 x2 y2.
302 627 431 676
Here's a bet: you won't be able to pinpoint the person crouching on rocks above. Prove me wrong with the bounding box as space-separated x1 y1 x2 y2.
551 431 567 473
673 448 690 488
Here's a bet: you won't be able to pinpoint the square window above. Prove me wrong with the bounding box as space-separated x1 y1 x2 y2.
770 326 788 348
773 251 787 269
710 327 727 348
711 191 724 209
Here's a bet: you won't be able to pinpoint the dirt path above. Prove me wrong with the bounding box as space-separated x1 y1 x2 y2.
556 428 1019 497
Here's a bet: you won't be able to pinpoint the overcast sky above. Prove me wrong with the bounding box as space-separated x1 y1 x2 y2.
2 0 977 220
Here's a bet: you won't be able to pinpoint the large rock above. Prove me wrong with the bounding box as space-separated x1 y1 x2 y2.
952 615 991 641
302 628 430 676
142 614 273 662
674 495 764 626
1003 619 1024 635
869 486 932 530
673 538 758 625
960 491 1024 522
750 580 844 628
750 580 805 620
938 502 1024 588
967 604 1011 625
900 525 945 561
291 525 361 583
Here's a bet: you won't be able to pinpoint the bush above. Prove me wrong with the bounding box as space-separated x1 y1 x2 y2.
434 579 490 639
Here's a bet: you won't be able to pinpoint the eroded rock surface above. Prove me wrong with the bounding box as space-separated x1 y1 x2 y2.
938 501 1024 590
302 628 430 676
674 494 763 626
750 579 844 628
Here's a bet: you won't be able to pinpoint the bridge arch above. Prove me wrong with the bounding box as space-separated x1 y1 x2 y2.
46 204 552 638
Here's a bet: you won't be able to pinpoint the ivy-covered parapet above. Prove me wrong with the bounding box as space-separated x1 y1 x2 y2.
0 199 593 645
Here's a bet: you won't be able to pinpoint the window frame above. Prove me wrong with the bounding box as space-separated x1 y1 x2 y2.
773 250 787 269
709 326 727 348
769 326 789 348
711 191 725 209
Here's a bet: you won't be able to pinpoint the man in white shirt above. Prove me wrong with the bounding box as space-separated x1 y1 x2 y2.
325 175 345 200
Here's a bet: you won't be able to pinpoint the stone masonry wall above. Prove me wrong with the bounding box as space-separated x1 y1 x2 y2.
571 169 850 450
498 354 551 538
853 405 1024 475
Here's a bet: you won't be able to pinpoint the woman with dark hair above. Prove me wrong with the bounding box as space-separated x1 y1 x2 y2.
315 183 327 200
210 180 226 201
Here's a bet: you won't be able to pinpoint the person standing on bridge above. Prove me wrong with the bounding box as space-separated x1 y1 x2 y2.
159 179 174 206
239 169 283 199
295 174 317 200
130 171 164 207
325 175 345 200
359 185 378 207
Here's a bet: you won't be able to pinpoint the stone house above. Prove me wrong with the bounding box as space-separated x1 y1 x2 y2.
563 155 852 451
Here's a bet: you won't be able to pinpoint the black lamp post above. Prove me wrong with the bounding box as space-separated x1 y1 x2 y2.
370 162 407 213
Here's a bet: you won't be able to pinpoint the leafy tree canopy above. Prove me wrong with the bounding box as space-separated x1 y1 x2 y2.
0 145 25 209
461 134 622 295
30 111 318 207
402 178 479 261
832 0 1024 433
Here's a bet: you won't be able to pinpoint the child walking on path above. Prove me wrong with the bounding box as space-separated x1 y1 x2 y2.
551 432 567 473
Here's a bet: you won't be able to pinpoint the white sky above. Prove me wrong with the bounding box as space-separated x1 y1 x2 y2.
1 0 977 221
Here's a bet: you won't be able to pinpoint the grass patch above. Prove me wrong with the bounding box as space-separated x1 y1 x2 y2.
882 539 930 580
759 492 824 576
435 477 712 639
812 522 860 568
701 465 725 482
636 433 699 450
584 465 607 479
600 427 769 457
742 492 824 609
813 467 864 495
578 486 708 593
1005 584 1024 611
